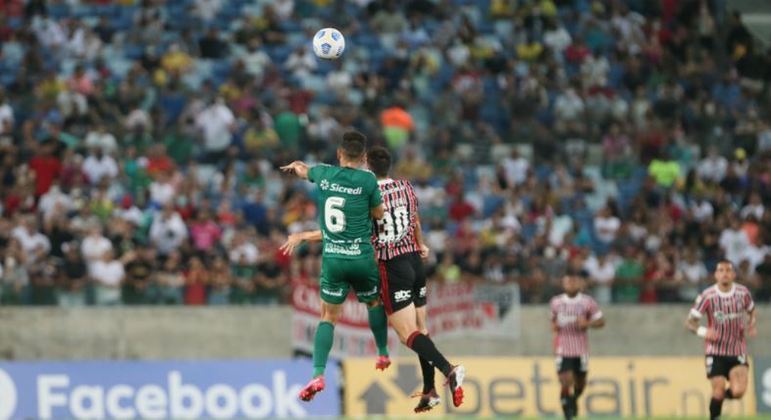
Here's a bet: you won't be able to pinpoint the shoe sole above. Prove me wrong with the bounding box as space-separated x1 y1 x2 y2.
299 383 324 402
452 365 466 407
414 397 441 413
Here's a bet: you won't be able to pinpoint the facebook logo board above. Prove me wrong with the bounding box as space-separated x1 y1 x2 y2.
0 359 339 419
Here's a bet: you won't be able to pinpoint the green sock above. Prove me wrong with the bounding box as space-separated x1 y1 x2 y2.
312 321 335 377
368 305 389 356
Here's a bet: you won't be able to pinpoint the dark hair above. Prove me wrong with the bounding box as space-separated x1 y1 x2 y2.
366 146 391 178
340 131 366 160
716 259 735 269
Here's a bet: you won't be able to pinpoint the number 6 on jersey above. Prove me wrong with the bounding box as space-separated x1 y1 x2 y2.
325 197 346 233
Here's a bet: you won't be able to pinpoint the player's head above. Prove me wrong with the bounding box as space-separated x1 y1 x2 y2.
366 146 391 179
337 131 367 166
562 274 583 296
714 259 736 286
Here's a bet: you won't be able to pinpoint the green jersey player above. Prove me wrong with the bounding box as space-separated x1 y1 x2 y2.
280 131 390 402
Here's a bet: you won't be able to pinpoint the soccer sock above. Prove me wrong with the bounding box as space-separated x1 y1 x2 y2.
419 355 435 393
406 332 452 376
312 321 335 377
560 387 572 419
367 305 389 356
725 388 734 399
709 397 723 420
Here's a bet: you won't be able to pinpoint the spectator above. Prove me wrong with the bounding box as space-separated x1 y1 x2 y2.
57 242 87 307
81 225 113 265
29 141 62 197
82 148 119 186
583 251 617 304
156 250 185 304
184 256 209 305
84 125 118 155
195 97 235 163
149 205 188 256
90 249 127 306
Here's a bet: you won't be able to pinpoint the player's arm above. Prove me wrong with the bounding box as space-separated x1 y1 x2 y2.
414 215 429 258
748 307 757 337
578 299 605 329
370 203 384 220
280 161 310 180
685 294 716 340
280 230 322 255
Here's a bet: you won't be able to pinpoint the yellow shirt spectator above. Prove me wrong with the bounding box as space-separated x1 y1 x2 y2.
516 41 543 62
648 159 681 188
161 45 193 75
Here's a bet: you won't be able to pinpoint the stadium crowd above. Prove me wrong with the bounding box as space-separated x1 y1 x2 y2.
0 0 770 306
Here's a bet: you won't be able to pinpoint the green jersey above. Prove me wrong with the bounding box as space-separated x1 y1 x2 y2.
308 164 382 259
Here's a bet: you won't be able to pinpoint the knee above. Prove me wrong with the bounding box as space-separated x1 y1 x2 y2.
366 299 381 309
712 388 725 400
731 386 746 399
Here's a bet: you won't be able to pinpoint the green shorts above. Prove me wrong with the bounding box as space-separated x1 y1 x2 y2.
319 256 380 304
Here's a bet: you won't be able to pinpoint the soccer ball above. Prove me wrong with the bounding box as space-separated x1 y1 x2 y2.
312 28 345 60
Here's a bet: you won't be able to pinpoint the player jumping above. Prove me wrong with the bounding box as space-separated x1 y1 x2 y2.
283 146 466 410
550 274 605 420
685 260 757 420
280 131 391 402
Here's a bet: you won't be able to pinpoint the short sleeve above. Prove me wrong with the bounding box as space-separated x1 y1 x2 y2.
587 297 603 321
550 298 558 322
308 165 323 183
744 291 755 312
690 293 710 319
369 175 382 208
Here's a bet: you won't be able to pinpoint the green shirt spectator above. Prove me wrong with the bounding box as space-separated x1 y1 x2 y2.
648 158 681 188
614 255 644 303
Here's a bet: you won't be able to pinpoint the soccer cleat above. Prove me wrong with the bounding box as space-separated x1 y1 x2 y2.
412 389 441 413
445 365 466 407
298 376 325 402
570 396 578 417
375 355 391 371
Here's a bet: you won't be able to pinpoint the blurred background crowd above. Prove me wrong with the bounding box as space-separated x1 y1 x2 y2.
0 0 770 306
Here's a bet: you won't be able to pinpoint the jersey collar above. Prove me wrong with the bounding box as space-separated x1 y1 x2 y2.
377 178 394 186
561 293 581 303
715 284 736 298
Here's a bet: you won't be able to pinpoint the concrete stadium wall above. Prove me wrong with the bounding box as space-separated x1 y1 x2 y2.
1 305 770 360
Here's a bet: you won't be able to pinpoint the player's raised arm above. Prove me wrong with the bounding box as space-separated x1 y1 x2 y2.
280 160 310 180
280 230 322 255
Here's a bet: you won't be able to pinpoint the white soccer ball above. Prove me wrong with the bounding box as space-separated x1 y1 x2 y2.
312 28 345 60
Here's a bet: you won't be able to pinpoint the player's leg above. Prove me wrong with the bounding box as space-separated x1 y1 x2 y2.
557 360 576 420
572 356 588 415
299 264 348 401
413 304 440 412
706 356 728 420
355 258 390 367
378 254 465 407
726 362 749 399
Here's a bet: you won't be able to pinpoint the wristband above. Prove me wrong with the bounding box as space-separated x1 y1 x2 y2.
696 326 707 338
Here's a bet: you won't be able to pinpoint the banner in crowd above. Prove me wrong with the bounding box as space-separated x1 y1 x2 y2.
754 357 771 413
0 360 339 419
343 357 757 417
291 281 520 357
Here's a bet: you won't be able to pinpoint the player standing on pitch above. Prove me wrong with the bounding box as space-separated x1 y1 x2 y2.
283 146 467 410
685 260 757 420
280 131 391 402
550 274 605 420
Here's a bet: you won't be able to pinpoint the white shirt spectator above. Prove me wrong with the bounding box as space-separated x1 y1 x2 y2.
90 259 125 287
195 100 235 152
242 48 272 80
150 211 189 255
149 181 176 206
116 206 144 226
697 154 728 183
581 54 610 87
502 154 529 187
0 101 13 135
85 130 118 155
549 214 573 246
327 69 353 92
284 48 317 79
543 25 572 57
81 233 113 263
273 0 294 20
678 259 708 285
583 255 617 285
229 241 259 265
38 186 74 221
554 88 585 123
193 0 223 21
741 203 764 220
594 215 621 244
691 200 714 222
719 227 750 265
82 154 119 185
33 17 67 48
11 226 51 262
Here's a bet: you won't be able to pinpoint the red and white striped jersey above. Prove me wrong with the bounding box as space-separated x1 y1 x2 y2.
550 293 603 357
690 283 755 356
372 178 420 261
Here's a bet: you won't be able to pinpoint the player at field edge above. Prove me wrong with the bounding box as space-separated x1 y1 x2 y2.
550 274 605 420
280 131 391 402
282 146 467 410
685 260 757 420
